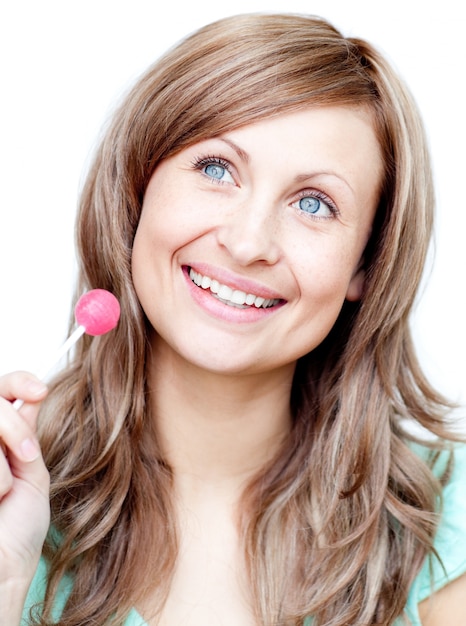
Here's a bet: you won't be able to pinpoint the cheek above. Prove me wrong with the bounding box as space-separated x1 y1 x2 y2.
132 189 180 263
131 229 148 306
132 213 155 274
299 274 351 326
292 239 359 298
292 266 355 356
130 202 169 305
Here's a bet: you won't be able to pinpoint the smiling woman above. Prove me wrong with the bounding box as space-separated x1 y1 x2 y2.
1 11 465 626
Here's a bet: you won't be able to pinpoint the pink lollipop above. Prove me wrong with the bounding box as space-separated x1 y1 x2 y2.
75 289 120 336
13 289 120 409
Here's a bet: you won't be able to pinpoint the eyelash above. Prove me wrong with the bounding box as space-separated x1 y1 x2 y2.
191 154 234 183
294 189 339 219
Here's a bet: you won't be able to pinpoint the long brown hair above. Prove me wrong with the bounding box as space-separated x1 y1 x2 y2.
34 13 458 625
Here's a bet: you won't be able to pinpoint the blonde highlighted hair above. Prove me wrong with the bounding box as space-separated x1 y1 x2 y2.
34 13 458 625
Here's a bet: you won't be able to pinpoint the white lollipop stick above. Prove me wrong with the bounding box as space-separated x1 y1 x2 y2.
12 326 86 410
13 289 120 410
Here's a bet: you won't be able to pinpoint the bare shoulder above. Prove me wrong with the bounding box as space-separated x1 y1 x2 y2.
418 572 466 625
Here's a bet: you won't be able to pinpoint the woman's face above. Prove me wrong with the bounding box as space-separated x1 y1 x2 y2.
132 107 383 377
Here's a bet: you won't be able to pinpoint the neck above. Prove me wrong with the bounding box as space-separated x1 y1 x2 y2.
147 341 294 494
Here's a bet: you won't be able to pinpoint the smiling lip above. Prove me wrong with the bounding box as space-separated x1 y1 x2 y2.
183 264 285 321
189 267 282 309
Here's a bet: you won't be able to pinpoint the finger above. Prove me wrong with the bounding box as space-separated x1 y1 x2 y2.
0 399 49 502
0 371 48 404
0 372 48 431
0 445 14 496
3 441 49 496
0 408 49 504
0 397 42 465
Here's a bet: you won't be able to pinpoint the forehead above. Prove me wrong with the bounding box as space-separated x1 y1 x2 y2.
223 105 381 156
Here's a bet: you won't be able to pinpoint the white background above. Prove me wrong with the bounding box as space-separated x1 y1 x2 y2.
0 1 464 425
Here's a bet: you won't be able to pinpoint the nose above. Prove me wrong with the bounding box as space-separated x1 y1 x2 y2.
216 195 281 266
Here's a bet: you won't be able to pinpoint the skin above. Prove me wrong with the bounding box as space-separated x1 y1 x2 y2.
132 107 381 379
418 573 466 624
0 372 49 626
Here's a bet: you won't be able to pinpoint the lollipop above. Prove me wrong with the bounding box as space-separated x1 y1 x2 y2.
13 289 120 409
75 289 120 337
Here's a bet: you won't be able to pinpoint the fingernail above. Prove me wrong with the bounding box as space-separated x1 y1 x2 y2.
26 380 47 396
20 438 40 462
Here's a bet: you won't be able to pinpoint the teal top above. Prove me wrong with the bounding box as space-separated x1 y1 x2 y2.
22 443 466 626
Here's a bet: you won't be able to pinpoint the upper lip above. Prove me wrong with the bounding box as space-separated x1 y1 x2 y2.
185 263 286 301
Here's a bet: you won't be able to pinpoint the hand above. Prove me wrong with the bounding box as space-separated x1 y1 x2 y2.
0 372 50 594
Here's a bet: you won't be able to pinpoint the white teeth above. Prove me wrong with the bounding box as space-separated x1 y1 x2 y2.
217 284 233 300
201 274 211 289
230 289 247 305
188 268 280 309
191 270 202 287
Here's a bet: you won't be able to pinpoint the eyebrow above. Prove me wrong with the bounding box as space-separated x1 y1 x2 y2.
218 137 250 164
218 136 355 196
293 171 355 195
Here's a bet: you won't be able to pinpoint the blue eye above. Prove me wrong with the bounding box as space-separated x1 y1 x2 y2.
299 196 321 214
195 157 235 184
204 163 227 180
294 193 335 218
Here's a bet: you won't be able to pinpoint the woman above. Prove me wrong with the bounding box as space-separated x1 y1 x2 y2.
1 12 465 626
